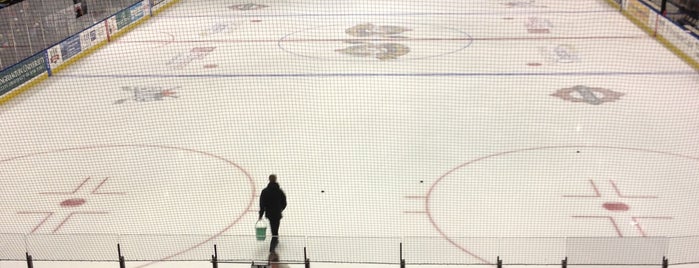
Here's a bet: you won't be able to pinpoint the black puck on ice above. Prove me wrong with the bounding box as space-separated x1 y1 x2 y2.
321 190 325 193
420 180 424 183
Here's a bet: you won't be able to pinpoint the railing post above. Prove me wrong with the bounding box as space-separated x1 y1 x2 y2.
400 242 405 268
660 0 667 16
105 20 111 42
118 243 125 268
25 252 33 268
562 257 567 268
304 247 310 268
211 244 218 268
497 256 502 268
662 257 668 268
43 50 52 77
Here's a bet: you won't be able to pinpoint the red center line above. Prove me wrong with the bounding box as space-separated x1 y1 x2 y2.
117 35 646 44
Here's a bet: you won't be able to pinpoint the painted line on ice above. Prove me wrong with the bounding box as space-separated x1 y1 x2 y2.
158 10 618 19
116 35 647 45
57 70 697 79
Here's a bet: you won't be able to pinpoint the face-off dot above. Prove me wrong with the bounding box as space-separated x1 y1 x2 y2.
603 202 629 211
60 198 86 208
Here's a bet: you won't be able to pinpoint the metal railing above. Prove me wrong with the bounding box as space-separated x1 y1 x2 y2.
1 233 698 266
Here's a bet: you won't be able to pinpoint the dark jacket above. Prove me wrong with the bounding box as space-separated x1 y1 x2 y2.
259 182 287 220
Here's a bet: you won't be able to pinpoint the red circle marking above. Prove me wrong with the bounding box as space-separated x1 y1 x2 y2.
426 145 699 265
0 144 255 268
603 202 629 211
60 198 86 207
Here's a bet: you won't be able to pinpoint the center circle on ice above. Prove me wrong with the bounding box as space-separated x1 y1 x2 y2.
426 146 699 264
0 145 255 266
278 22 473 61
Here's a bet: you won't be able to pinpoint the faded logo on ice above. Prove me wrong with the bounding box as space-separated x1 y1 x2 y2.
551 85 624 105
168 47 216 69
200 22 230 37
229 3 268 11
526 17 553 34
337 23 413 60
345 23 412 38
500 0 547 8
336 43 411 61
114 86 180 104
540 44 580 64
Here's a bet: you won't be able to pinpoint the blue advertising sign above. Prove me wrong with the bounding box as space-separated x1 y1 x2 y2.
130 2 144 21
60 35 83 61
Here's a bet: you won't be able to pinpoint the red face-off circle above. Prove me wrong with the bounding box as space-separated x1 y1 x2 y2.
426 146 699 264
0 145 255 267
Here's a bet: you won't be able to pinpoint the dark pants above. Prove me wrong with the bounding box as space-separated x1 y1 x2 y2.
267 217 280 252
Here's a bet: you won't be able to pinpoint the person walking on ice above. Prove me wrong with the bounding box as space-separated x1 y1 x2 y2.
259 174 287 252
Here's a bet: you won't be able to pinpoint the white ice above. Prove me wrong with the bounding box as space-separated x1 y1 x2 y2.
1 0 699 267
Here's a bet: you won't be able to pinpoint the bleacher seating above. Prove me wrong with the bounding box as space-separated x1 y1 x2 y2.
0 0 24 9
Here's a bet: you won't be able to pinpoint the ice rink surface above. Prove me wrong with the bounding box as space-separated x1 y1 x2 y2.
1 0 699 267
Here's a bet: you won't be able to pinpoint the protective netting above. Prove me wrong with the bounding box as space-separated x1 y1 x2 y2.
566 237 669 265
26 234 119 261
1 0 699 266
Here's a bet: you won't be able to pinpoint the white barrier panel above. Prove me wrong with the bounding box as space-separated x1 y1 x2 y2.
80 22 108 51
654 15 699 62
106 16 118 38
48 0 150 71
153 0 177 13
627 0 653 27
567 237 669 265
47 20 108 70
621 0 699 66
46 44 64 69
111 1 145 33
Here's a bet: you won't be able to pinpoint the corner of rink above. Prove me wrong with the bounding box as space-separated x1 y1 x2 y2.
0 73 48 106
603 0 699 73
152 0 182 17
0 0 183 107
